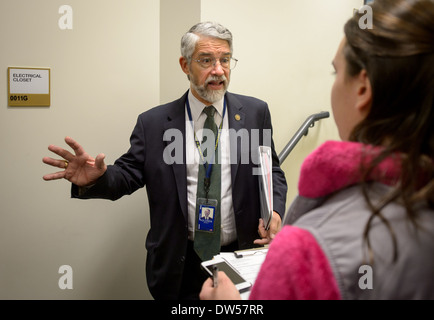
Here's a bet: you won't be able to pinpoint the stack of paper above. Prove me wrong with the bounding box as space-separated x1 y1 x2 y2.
258 146 273 230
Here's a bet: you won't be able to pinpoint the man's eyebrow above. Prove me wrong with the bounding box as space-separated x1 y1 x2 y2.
197 52 231 57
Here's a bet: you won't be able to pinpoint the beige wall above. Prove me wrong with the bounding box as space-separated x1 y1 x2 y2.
0 0 160 300
0 0 362 299
201 0 361 206
160 0 201 103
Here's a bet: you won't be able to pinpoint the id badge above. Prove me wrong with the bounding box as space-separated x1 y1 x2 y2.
196 198 218 232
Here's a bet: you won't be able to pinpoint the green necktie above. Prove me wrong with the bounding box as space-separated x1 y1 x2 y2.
194 105 221 261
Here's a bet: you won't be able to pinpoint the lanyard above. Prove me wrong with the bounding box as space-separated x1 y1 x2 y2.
186 95 226 196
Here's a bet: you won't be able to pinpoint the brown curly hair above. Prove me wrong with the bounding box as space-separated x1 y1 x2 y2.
343 0 434 263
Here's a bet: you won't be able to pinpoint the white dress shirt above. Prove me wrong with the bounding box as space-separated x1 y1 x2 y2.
185 90 237 246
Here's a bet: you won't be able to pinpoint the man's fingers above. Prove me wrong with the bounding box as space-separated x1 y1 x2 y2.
42 156 67 168
64 136 86 157
42 156 55 166
257 218 267 238
269 221 278 239
253 238 269 245
45 137 88 165
42 171 66 181
47 144 74 162
254 218 271 245
268 212 282 239
95 153 106 170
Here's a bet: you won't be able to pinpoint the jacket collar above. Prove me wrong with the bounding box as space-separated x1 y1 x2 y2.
298 140 402 198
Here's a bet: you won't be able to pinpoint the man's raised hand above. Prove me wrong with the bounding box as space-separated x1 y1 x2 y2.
42 136 106 186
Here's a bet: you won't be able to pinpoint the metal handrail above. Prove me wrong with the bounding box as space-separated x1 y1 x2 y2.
278 111 330 164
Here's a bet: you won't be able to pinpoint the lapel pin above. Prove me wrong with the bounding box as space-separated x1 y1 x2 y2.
235 114 241 121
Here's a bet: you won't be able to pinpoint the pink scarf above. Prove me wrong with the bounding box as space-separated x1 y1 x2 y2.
298 140 402 198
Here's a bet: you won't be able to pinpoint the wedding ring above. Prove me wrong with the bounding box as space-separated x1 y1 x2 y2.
64 160 69 169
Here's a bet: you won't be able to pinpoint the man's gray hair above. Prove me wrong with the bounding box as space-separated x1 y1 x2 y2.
181 21 233 63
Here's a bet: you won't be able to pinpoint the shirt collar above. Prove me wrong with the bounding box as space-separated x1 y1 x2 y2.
187 90 224 121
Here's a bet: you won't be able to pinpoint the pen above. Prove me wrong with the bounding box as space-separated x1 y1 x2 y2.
212 265 218 288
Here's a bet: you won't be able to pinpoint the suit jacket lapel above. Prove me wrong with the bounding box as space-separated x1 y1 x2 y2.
165 91 245 222
226 92 245 185
163 91 189 222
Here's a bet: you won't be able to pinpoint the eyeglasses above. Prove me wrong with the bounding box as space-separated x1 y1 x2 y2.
193 56 238 70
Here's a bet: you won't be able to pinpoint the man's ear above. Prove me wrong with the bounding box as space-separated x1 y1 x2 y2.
355 69 372 116
179 57 190 76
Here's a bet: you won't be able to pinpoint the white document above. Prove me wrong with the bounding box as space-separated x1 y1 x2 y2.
217 248 268 300
258 146 273 230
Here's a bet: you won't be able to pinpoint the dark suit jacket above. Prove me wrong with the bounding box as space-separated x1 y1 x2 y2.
72 91 287 299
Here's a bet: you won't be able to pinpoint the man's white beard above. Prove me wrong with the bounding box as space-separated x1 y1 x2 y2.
190 74 229 104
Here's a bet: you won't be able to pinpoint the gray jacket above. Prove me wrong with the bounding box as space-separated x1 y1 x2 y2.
284 182 434 299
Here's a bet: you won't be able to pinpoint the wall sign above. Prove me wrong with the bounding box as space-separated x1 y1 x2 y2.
8 67 51 106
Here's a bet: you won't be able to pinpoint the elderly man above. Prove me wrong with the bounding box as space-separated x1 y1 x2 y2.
42 21 287 300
